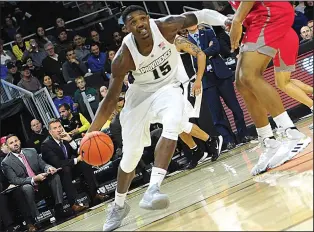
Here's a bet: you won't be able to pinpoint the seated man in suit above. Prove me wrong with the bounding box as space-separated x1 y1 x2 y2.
1 134 74 222
26 119 49 154
187 25 253 151
41 118 107 208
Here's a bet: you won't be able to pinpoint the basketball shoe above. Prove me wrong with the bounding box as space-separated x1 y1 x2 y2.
206 135 223 162
251 137 289 176
267 127 311 169
184 147 207 170
139 183 170 210
103 203 130 231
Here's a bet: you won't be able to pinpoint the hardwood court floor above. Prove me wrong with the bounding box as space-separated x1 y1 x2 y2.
48 117 313 231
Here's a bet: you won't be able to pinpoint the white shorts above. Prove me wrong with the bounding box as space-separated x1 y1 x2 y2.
120 82 185 155
181 77 202 134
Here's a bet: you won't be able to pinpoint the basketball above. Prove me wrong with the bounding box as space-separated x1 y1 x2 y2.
79 131 114 166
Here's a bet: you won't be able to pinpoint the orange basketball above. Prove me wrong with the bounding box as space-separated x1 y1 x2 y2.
79 131 114 166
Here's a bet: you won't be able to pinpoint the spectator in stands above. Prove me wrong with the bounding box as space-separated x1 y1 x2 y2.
87 43 106 73
22 39 47 68
5 61 21 84
79 1 104 24
12 33 30 61
0 39 16 65
12 7 32 36
304 1 314 20
74 76 99 115
0 137 9 158
89 30 107 52
26 119 49 154
292 2 309 39
112 31 123 51
53 84 77 112
42 42 66 84
55 17 75 41
58 103 90 139
62 48 88 83
24 57 44 80
74 76 99 118
1 134 69 222
3 16 18 41
99 85 108 99
42 75 57 99
36 26 57 49
300 25 313 42
308 20 313 32
56 28 73 58
41 119 107 208
73 34 90 62
187 25 253 150
104 49 115 78
17 65 41 93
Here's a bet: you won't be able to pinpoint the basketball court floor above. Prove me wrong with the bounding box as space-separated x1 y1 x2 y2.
48 117 313 231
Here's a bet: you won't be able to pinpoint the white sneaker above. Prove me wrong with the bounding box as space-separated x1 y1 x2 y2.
139 183 170 210
268 128 311 169
103 203 130 231
251 137 289 176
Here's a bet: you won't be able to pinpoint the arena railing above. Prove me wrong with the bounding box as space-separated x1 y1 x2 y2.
0 79 60 129
3 5 116 49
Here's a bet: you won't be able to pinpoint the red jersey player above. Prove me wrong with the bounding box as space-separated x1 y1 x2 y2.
229 1 312 175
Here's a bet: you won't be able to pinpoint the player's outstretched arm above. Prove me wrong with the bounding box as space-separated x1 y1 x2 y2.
175 35 206 83
157 10 230 42
88 45 133 132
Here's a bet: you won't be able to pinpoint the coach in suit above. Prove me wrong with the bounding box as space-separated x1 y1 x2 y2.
41 118 107 208
187 26 251 150
1 134 66 222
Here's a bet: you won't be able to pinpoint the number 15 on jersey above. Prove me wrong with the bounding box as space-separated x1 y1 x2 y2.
153 61 172 80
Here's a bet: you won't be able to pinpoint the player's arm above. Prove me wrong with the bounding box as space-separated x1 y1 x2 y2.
158 9 229 34
175 35 206 83
88 45 133 132
230 2 255 51
233 2 255 24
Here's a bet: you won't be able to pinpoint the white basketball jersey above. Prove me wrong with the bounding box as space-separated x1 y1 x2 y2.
123 19 180 92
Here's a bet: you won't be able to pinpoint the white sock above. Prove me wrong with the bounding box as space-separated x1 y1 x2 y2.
114 190 127 207
273 111 295 129
256 124 274 139
148 167 167 189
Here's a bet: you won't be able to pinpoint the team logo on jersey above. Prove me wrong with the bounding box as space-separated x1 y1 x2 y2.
139 49 172 74
158 41 166 50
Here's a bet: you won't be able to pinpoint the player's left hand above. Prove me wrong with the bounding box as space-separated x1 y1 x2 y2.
192 79 202 96
230 20 243 52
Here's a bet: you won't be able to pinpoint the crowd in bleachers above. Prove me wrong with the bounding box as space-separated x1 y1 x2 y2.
0 1 313 231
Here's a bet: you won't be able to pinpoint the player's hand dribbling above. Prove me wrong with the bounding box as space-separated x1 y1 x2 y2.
230 20 243 52
192 79 202 96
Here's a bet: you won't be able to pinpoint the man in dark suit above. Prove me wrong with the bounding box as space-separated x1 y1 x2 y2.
41 118 107 208
187 25 252 150
26 119 49 154
1 134 69 223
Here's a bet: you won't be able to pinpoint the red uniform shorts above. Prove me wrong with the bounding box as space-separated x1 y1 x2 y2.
238 2 299 72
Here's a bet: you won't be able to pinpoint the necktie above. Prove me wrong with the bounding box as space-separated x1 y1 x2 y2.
60 142 68 159
194 34 200 47
18 154 35 177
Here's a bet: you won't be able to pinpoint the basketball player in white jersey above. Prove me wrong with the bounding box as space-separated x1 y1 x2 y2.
175 35 223 169
86 5 230 231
